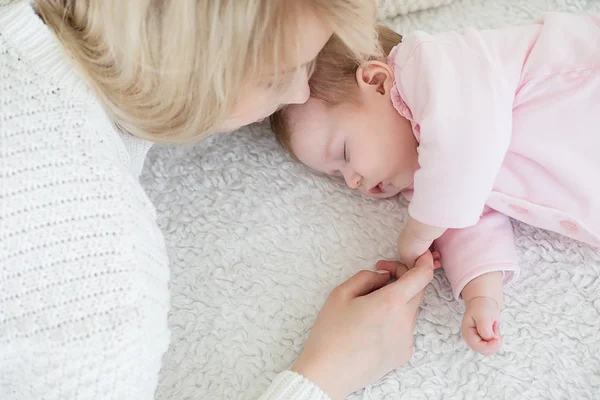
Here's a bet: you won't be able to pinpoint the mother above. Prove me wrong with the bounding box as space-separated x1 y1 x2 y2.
0 1 435 399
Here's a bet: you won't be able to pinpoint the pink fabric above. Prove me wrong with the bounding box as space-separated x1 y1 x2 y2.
389 13 600 298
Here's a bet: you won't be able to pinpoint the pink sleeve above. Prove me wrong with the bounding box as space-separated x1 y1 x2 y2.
434 208 520 300
392 32 514 229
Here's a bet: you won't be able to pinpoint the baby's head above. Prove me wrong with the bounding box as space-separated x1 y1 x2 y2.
271 26 419 199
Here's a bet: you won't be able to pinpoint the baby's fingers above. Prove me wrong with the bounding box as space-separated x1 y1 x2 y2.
474 317 496 341
492 321 501 339
463 326 503 356
432 251 441 269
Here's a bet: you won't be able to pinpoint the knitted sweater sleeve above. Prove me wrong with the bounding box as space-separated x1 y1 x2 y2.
0 100 172 399
259 371 331 400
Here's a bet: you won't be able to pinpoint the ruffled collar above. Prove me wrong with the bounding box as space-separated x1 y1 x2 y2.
387 45 421 142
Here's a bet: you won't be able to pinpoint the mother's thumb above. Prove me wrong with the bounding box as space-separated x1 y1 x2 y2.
335 269 391 299
381 260 434 304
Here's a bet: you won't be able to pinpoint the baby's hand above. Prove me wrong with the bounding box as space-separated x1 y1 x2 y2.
397 217 446 268
397 228 433 268
461 296 502 356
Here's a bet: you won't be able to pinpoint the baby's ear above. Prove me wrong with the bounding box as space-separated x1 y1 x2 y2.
356 61 394 96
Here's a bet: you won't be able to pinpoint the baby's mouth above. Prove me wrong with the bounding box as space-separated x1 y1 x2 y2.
368 182 385 195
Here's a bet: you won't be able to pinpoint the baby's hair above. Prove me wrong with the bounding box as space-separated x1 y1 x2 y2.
271 25 402 154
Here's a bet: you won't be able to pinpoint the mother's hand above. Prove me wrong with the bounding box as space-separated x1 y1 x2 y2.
292 251 439 400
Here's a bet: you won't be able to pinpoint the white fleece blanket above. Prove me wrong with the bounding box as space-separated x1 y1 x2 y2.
141 1 600 399
376 0 454 20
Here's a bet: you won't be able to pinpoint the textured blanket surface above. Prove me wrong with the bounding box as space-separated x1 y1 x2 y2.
376 0 455 20
141 1 600 399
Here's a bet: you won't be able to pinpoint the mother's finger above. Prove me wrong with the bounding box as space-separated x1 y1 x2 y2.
375 260 426 311
379 259 435 304
335 269 392 299
375 260 409 279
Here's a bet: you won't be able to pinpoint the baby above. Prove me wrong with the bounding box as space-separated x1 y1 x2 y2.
271 14 600 355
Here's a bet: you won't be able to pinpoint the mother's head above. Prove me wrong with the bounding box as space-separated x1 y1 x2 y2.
36 0 379 142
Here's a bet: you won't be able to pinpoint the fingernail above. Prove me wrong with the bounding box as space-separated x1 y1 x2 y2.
376 270 390 274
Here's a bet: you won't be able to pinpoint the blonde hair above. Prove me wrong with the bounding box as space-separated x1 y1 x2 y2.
35 0 379 143
272 25 402 153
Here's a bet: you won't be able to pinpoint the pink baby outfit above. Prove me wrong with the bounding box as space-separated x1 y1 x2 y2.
389 13 600 299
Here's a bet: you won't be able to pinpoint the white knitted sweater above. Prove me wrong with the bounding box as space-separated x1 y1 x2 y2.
0 2 326 399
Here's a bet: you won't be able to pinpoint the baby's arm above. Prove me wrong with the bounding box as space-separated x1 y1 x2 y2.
390 36 514 265
434 208 520 355
397 216 446 268
461 272 504 355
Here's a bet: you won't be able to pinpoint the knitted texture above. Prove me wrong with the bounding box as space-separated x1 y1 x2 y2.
376 0 454 20
0 2 170 399
258 371 331 400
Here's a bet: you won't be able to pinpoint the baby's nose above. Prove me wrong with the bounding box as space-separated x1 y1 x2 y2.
345 172 363 189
